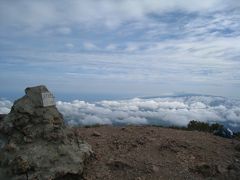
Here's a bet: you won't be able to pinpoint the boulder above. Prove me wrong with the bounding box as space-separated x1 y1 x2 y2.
0 85 93 180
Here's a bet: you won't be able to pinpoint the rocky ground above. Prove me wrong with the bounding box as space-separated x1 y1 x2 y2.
74 125 240 180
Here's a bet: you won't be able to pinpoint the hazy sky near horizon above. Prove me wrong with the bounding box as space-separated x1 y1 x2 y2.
0 0 240 99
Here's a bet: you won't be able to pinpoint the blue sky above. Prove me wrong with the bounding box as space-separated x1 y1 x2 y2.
0 0 240 100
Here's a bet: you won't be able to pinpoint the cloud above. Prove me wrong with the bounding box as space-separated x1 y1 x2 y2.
0 0 236 30
83 42 97 50
55 95 240 130
1 95 240 130
0 47 239 98
125 43 139 52
1 1 240 99
65 43 74 49
0 99 12 114
106 44 117 51
57 27 72 35
57 96 240 129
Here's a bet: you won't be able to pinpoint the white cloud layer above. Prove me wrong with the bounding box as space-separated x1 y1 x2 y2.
55 96 240 130
1 95 240 130
0 99 12 114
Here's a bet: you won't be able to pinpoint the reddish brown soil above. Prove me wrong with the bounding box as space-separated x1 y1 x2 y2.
75 125 240 180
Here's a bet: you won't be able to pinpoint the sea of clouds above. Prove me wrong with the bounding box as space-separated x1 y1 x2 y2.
1 95 240 131
0 99 12 114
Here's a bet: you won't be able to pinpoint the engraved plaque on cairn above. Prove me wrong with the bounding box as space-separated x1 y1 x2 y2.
41 92 55 107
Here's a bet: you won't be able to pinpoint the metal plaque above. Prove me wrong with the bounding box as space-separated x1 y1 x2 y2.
41 92 55 107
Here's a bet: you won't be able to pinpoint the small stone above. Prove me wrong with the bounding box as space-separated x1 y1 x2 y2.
216 165 226 174
4 143 17 152
107 159 132 170
121 127 126 130
92 131 101 137
21 125 33 136
151 165 159 172
11 156 30 175
136 138 145 145
190 155 196 160
192 162 218 177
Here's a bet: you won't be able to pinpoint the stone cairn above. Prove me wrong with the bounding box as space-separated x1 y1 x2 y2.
0 85 92 180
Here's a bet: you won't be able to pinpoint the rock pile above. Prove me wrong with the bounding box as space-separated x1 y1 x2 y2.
0 85 92 180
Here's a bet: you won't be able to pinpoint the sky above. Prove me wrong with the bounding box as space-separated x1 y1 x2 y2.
1 0 240 100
